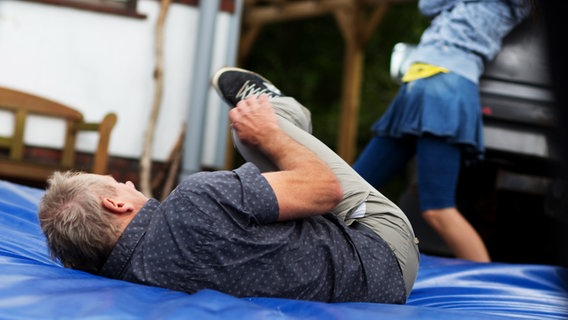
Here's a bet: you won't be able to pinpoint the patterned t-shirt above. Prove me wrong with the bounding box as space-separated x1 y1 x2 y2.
100 163 406 303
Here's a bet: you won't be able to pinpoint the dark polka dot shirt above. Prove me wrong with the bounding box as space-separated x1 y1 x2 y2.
100 163 406 303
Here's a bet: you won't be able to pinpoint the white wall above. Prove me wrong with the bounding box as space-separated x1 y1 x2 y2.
0 0 233 163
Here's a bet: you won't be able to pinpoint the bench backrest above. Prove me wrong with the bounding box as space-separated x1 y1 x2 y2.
0 86 117 177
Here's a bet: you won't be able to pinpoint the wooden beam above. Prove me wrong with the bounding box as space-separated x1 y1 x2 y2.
238 24 263 65
244 0 353 25
361 3 389 45
362 0 414 5
334 5 362 163
334 1 390 163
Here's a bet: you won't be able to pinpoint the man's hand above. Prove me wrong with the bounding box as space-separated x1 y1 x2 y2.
230 95 342 221
229 94 279 148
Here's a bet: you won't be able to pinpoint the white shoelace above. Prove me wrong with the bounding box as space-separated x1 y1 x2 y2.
235 80 282 100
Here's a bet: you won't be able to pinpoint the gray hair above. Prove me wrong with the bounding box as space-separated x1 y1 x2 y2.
38 171 121 274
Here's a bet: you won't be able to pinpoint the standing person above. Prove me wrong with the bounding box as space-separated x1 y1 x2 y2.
353 0 531 262
39 67 419 303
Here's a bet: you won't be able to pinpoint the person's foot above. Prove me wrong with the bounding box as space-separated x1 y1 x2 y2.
212 67 284 107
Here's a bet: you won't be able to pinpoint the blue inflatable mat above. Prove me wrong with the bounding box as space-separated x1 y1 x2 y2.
1 179 567 319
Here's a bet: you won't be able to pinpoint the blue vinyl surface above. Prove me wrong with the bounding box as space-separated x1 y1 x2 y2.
0 179 567 319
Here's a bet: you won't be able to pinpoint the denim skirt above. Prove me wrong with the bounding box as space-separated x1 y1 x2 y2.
372 72 484 159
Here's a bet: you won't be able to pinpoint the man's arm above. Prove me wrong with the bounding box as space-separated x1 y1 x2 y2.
229 95 342 221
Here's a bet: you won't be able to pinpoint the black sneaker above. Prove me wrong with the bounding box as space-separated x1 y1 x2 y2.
211 67 284 107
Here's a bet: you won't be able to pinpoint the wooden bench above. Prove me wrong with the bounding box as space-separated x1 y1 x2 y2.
0 87 117 183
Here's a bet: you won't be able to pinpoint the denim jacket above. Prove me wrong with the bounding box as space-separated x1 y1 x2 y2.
408 0 531 83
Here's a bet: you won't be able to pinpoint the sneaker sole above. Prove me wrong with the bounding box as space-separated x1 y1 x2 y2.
211 67 274 105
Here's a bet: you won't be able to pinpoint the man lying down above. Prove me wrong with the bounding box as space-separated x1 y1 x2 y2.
38 67 419 304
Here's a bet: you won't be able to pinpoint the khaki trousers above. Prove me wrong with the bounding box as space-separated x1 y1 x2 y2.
232 97 420 296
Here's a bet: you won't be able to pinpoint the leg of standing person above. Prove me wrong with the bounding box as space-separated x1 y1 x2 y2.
417 136 490 262
353 135 416 190
212 67 420 295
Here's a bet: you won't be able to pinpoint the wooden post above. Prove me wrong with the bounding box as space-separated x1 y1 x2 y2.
334 2 389 163
337 42 364 164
